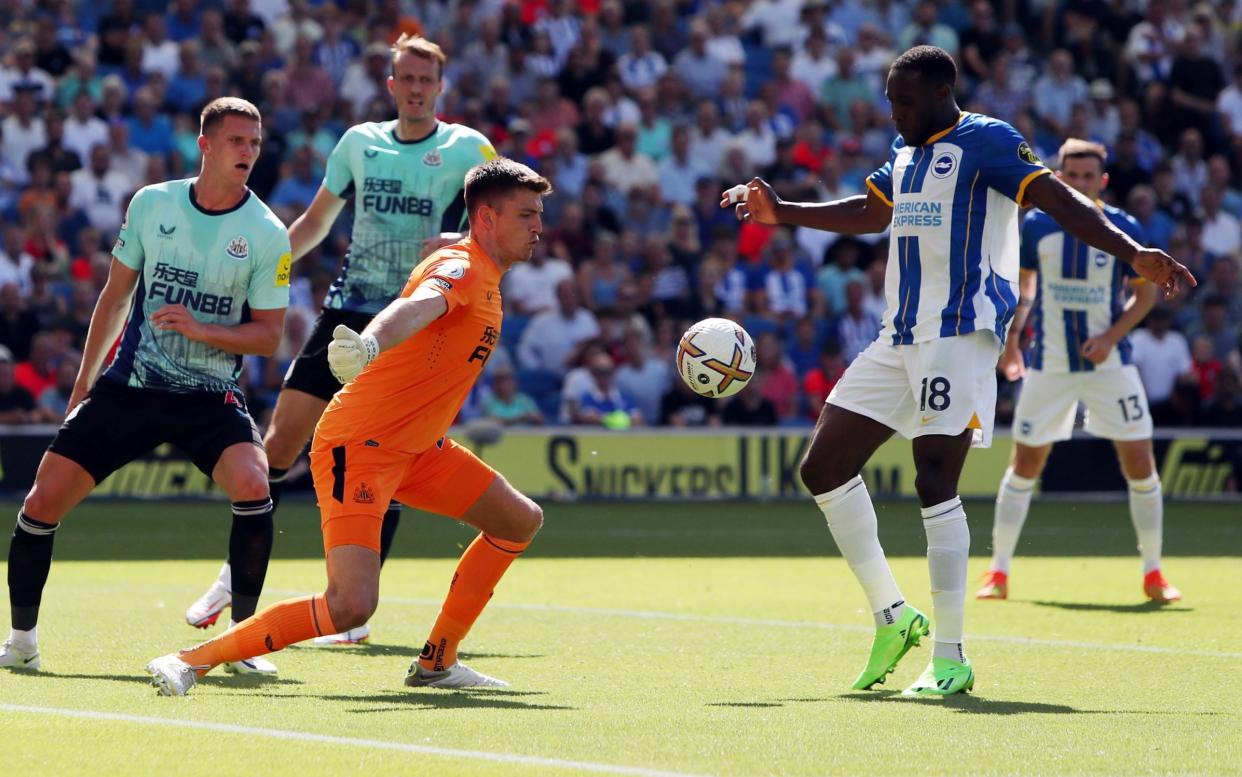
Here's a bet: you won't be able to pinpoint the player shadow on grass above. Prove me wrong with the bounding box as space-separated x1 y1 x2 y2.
314 690 575 712
835 691 1080 714
290 643 545 661
35 671 302 690
1020 599 1193 613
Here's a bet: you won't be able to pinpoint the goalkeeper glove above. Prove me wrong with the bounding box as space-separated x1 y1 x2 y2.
327 324 379 383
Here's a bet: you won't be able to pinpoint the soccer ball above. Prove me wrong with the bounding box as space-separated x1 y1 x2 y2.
676 318 757 398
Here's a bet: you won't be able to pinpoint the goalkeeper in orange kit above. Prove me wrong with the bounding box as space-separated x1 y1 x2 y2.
147 158 551 694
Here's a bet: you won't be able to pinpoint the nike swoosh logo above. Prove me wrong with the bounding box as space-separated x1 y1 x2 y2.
921 416 935 424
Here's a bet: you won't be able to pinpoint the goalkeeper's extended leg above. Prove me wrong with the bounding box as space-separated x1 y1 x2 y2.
409 476 541 689
313 502 401 645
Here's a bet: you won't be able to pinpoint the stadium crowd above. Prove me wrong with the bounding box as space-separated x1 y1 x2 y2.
0 0 1240 430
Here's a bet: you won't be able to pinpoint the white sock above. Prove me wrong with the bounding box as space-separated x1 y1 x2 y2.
8 626 36 651
923 497 969 662
1128 474 1163 575
814 476 905 628
990 467 1035 574
217 561 232 592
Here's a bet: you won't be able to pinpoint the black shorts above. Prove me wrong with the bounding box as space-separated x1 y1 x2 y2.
282 308 375 401
48 379 263 484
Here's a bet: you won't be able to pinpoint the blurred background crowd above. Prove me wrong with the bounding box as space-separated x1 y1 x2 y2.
0 0 1240 431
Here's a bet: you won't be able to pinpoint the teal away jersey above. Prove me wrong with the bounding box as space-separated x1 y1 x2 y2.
322 120 496 314
106 178 291 394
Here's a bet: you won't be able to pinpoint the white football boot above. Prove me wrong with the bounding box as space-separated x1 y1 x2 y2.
146 654 198 696
311 623 371 645
0 639 40 670
185 580 231 629
405 660 509 689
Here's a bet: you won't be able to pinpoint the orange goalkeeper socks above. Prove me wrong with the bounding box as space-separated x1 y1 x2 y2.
180 594 336 674
419 533 529 671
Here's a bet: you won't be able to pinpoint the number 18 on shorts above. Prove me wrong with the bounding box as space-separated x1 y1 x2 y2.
827 330 1001 447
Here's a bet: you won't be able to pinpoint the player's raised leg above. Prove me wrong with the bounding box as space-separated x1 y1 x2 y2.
799 403 929 691
1115 438 1178 602
210 441 280 675
979 443 1051 600
407 454 542 689
2 452 96 671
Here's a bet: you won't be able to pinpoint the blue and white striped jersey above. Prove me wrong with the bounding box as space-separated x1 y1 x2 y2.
866 112 1049 346
1020 204 1146 373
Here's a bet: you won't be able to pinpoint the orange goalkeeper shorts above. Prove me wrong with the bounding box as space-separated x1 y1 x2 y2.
309 436 498 553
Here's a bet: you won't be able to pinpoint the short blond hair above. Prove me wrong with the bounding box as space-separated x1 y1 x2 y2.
1057 138 1108 170
200 97 261 135
391 33 446 79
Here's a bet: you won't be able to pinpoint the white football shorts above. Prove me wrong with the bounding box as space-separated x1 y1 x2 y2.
1012 365 1152 446
827 330 1001 448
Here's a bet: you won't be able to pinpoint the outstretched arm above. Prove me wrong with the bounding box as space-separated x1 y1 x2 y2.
287 185 347 262
1023 174 1196 297
722 177 894 235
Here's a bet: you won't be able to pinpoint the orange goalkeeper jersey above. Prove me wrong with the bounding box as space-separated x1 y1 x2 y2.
315 240 503 453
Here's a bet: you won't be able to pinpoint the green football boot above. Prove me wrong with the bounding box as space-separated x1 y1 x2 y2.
902 657 975 697
850 605 930 690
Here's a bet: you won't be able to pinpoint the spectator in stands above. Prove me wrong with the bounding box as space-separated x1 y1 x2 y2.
1 39 54 103
567 351 643 427
722 373 779 426
1131 306 1194 411
63 91 107 169
1105 132 1151 207
837 280 881 363
615 331 670 426
2 86 47 189
617 25 666 92
1032 49 1088 139
1127 185 1175 251
688 100 731 180
959 0 1003 85
1191 295 1241 361
1199 184 1241 259
969 53 1029 125
820 48 870 132
14 331 57 399
0 227 33 294
1202 255 1242 324
68 145 130 235
598 121 659 197
340 42 389 120
269 145 319 224
1190 335 1223 401
658 124 707 207
126 87 174 157
482 367 544 426
760 231 812 323
673 19 727 100
576 87 615 155
518 279 601 378
36 355 77 422
1200 367 1242 427
1167 26 1225 143
1125 0 1184 87
802 340 846 420
106 121 147 195
899 1 959 57
167 41 208 114
754 331 799 420
1170 128 1208 207
791 26 837 97
224 0 266 44
0 345 37 424
816 237 866 315
661 376 722 427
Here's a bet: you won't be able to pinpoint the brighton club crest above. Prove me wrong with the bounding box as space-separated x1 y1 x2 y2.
226 235 249 260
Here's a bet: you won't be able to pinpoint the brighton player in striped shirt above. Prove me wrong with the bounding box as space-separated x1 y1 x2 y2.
726 47 1194 695
978 138 1180 604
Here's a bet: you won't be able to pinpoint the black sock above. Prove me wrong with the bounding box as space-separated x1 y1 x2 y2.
9 512 60 631
379 502 401 567
229 497 274 622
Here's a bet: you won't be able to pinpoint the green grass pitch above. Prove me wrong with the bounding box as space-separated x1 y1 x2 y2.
2 498 1240 776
